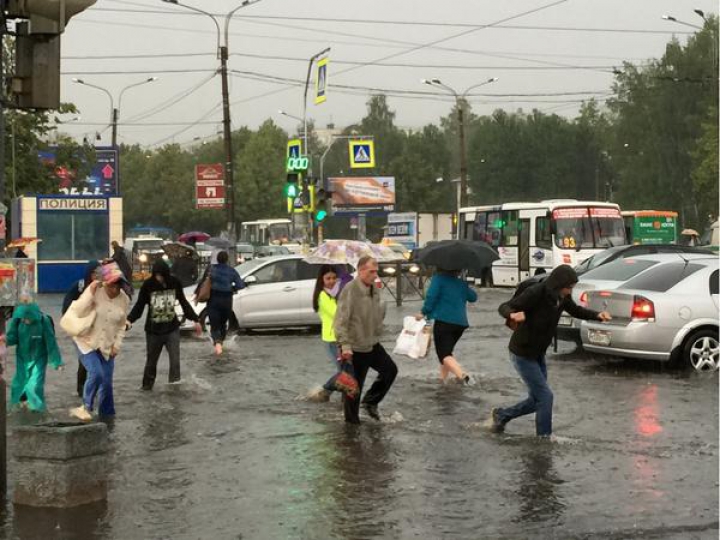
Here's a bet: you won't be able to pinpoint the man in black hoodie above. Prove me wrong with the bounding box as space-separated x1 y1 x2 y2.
487 265 611 437
127 260 200 390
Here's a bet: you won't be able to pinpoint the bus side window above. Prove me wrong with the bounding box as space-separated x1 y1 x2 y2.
536 216 552 249
473 212 488 242
502 211 519 246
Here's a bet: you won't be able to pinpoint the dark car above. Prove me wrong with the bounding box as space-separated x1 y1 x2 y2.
574 244 714 276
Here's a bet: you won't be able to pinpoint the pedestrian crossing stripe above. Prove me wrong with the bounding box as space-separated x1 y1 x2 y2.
349 140 376 168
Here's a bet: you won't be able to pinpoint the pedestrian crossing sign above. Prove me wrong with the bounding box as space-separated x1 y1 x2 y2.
287 138 302 159
315 57 329 105
349 140 375 169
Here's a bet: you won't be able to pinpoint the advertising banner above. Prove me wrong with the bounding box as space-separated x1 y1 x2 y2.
329 177 395 215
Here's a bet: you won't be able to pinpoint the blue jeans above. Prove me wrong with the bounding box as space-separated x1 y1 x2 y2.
496 353 553 436
322 342 342 392
80 350 116 417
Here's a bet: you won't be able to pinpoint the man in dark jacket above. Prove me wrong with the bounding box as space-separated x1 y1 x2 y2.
62 260 101 397
127 260 201 390
487 265 611 437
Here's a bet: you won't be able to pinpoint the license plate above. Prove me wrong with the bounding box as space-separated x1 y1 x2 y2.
588 329 611 346
559 315 572 327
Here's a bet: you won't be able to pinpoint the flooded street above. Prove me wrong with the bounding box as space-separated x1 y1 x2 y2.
0 289 717 540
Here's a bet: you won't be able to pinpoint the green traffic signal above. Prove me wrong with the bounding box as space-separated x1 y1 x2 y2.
285 183 298 198
315 209 328 223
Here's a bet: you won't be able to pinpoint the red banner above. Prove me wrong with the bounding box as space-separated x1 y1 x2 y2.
195 164 225 209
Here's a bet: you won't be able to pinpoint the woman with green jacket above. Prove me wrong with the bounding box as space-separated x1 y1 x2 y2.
6 302 63 412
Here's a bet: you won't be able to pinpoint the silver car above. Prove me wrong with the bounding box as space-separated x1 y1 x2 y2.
581 257 719 370
558 252 714 342
180 254 344 331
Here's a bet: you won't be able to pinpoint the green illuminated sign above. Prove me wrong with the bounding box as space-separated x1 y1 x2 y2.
287 156 309 172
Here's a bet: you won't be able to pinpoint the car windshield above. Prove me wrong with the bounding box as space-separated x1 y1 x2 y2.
622 262 705 292
234 258 266 276
553 207 626 249
581 257 658 282
136 240 163 250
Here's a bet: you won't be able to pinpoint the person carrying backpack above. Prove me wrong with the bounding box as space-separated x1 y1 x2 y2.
486 265 611 437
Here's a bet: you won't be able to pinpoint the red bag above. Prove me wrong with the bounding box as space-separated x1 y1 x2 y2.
334 367 359 399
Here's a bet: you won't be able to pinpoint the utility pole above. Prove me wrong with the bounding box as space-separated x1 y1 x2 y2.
422 77 498 208
163 0 263 242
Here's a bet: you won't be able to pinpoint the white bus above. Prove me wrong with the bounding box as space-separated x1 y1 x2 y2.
458 200 627 287
240 219 304 252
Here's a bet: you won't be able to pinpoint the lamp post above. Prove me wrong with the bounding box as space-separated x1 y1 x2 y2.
421 77 498 208
72 77 157 148
278 109 305 150
162 0 263 241
662 11 717 69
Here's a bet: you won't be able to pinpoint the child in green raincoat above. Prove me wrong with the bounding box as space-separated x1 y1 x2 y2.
6 303 63 412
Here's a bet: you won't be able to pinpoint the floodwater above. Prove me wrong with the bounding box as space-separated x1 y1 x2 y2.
0 289 717 539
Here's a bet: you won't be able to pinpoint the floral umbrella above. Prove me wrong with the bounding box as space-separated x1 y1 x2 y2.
304 240 400 266
7 237 41 248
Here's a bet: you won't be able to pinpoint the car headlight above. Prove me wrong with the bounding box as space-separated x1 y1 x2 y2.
409 265 420 274
383 266 397 276
162 254 169 260
139 254 148 263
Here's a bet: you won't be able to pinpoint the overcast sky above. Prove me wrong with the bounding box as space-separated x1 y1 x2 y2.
55 0 715 148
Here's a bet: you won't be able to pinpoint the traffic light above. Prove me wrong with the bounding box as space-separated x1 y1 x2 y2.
313 188 331 224
284 172 299 198
6 0 97 110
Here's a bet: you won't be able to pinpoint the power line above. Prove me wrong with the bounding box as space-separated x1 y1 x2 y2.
61 68 215 75
124 72 218 123
89 6 695 35
147 103 223 148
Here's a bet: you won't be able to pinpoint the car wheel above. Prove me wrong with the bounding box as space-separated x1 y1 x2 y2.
683 329 719 372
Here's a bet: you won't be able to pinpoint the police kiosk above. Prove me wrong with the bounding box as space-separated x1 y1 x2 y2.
11 195 123 293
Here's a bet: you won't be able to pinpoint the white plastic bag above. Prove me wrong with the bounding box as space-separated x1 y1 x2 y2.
394 316 431 359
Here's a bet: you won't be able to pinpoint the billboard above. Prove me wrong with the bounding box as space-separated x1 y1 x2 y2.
38 146 119 196
329 176 395 215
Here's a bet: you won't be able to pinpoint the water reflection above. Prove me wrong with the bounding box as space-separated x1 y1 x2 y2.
634 385 663 438
13 500 108 540
326 424 399 539
514 447 566 526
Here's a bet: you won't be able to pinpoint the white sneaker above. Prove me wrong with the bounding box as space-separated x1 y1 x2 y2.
69 405 92 422
168 380 183 386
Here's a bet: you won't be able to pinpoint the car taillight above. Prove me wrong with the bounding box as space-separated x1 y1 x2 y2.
579 292 588 306
631 295 655 321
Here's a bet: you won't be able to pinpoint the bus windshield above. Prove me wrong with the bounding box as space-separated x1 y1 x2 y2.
267 223 291 244
553 207 626 250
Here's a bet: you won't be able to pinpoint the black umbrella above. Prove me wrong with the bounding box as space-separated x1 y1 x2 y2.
414 240 499 273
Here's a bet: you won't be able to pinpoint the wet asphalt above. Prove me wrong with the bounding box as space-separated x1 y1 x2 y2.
0 289 716 540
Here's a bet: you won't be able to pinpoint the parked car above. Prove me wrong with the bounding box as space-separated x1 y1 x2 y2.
179 255 351 331
236 243 255 264
557 250 715 343
574 244 714 276
255 245 291 258
581 256 719 370
124 236 167 269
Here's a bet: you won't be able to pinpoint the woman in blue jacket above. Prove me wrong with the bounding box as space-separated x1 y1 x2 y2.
420 269 477 383
208 251 244 356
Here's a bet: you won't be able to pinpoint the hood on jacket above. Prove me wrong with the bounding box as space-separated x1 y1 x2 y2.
13 302 43 323
545 264 579 291
152 259 172 282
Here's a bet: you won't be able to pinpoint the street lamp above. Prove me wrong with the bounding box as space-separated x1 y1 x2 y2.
662 11 717 71
422 77 498 208
161 0 263 241
72 77 157 148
